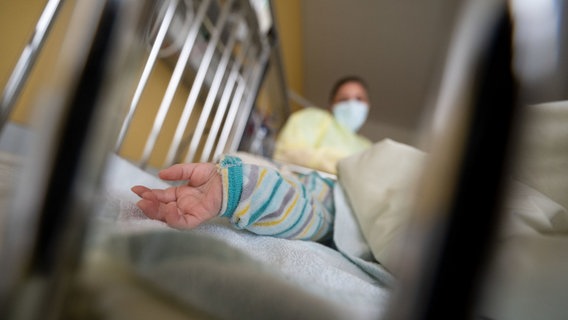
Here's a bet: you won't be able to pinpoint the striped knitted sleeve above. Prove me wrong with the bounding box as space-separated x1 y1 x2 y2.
216 155 335 241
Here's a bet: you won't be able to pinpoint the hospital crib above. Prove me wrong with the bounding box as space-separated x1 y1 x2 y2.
1 0 290 317
1 0 568 319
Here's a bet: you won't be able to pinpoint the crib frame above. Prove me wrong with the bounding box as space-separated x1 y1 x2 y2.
2 0 568 319
0 0 290 318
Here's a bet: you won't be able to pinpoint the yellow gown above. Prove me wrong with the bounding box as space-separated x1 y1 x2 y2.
273 107 372 174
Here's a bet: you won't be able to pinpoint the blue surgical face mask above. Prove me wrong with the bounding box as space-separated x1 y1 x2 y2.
332 99 369 132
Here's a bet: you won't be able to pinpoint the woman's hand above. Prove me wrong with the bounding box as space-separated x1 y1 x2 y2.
131 163 223 229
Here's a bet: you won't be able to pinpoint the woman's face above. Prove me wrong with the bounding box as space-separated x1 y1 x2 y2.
331 81 370 107
329 81 371 132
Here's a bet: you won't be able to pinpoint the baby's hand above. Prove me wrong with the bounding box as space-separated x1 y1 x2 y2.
131 163 222 229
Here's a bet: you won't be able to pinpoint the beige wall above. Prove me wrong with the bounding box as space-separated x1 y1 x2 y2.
272 0 304 111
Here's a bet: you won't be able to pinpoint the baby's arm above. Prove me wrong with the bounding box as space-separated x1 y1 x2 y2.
132 155 335 241
218 155 335 241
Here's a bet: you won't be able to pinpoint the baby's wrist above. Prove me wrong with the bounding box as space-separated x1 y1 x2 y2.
216 155 243 218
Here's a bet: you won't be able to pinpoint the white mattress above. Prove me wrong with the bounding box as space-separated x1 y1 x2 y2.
83 153 393 320
0 146 392 319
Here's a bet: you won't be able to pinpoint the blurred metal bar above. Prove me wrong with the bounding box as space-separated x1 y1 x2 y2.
0 0 65 130
227 47 270 153
213 52 257 159
164 0 235 167
115 0 179 151
200 37 253 162
184 26 238 163
140 0 211 168
1 0 151 319
385 1 519 319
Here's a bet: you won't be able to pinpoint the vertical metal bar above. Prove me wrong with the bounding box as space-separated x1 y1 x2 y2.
384 1 517 319
140 0 211 168
115 0 179 151
183 29 237 163
0 0 65 130
226 46 270 153
1 1 151 318
199 37 253 162
212 50 257 159
163 0 236 167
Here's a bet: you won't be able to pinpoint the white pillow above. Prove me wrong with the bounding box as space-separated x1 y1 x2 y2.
513 100 568 210
493 100 568 241
502 180 568 238
337 139 426 274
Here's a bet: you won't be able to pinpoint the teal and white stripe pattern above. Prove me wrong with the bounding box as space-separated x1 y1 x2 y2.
217 155 335 241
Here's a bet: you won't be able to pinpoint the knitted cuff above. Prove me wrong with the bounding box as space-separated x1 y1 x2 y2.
217 155 243 218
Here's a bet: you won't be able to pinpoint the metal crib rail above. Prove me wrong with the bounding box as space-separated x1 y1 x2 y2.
212 48 259 159
0 0 65 131
114 0 180 152
184 22 239 163
0 1 152 319
111 0 280 170
386 0 568 318
383 0 516 319
138 0 213 169
161 0 236 167
1 0 287 318
225 46 271 155
199 35 254 162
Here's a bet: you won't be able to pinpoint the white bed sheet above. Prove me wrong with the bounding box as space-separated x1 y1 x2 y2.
86 153 393 319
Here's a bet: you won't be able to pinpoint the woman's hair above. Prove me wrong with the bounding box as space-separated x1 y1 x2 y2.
328 75 369 103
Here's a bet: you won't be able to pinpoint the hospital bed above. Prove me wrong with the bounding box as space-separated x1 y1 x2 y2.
1 0 567 319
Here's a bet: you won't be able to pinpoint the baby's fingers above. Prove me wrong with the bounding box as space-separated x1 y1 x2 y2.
132 186 179 203
131 185 151 197
159 163 199 181
136 198 162 220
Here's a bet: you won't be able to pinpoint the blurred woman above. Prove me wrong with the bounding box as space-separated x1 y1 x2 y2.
273 75 372 174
